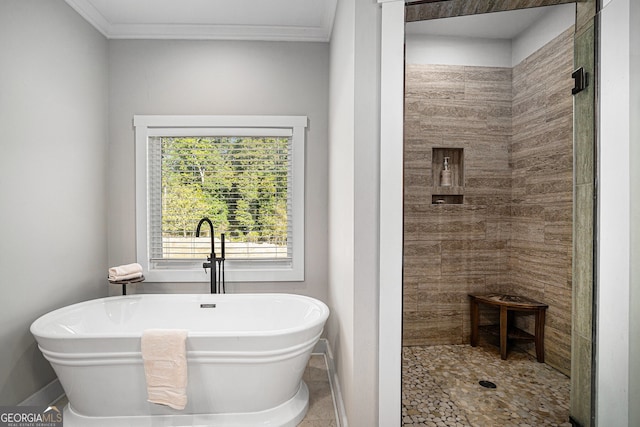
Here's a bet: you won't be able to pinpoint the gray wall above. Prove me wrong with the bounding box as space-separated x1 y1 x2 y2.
0 0 109 404
107 40 329 300
630 0 640 422
328 0 381 424
598 0 636 423
328 0 356 422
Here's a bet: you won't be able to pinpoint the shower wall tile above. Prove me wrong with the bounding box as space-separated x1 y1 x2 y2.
417 276 487 307
403 277 419 313
571 22 595 424
546 294 572 332
465 78 512 102
543 326 572 374
403 309 465 346
405 64 465 99
485 219 512 241
464 194 511 206
511 221 546 243
441 240 509 275
573 184 594 338
403 26 574 372
403 241 442 278
404 63 512 347
510 26 574 375
545 202 573 244
573 24 596 187
571 334 593 426
404 209 487 241
404 115 422 137
510 241 570 287
405 0 576 23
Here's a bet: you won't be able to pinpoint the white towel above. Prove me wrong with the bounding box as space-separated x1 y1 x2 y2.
141 329 189 410
108 263 143 281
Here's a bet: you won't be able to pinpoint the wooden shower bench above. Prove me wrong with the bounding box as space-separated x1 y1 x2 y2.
468 293 548 362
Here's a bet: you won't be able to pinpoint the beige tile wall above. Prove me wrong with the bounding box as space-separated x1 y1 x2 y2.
507 27 574 375
403 28 574 375
403 63 513 346
405 0 577 22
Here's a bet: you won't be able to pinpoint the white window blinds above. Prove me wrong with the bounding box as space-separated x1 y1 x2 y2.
134 115 307 283
147 131 293 262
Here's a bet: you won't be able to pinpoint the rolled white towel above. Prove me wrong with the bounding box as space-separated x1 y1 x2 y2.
108 263 143 281
109 272 143 282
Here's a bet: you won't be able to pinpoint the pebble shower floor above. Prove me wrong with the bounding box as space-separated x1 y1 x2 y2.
402 345 571 427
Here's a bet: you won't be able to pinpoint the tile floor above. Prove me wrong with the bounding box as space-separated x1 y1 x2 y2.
402 345 571 427
299 354 339 426
53 354 337 426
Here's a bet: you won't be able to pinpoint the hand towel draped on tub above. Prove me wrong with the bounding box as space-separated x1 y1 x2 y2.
141 329 188 410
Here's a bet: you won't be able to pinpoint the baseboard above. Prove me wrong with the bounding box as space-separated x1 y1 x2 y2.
19 378 64 407
313 338 348 427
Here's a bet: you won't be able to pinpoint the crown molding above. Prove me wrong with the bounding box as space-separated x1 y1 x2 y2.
64 0 337 42
106 23 331 42
65 0 111 37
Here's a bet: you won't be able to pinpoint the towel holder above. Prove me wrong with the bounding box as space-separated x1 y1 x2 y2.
108 275 145 295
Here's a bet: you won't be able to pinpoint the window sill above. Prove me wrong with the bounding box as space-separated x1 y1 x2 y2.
142 265 304 283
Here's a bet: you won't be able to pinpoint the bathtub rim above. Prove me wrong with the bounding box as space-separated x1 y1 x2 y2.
31 293 330 341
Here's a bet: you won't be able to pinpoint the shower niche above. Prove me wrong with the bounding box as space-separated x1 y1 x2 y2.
432 148 464 205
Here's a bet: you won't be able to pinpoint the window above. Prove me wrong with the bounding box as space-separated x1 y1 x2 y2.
134 115 307 282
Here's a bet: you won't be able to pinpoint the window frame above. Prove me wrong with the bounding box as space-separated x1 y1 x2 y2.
134 115 307 283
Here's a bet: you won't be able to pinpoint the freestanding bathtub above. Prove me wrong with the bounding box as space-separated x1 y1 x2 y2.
30 293 329 427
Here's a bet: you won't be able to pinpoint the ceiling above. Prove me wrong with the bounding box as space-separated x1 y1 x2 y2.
405 6 552 39
64 0 338 42
66 1 563 43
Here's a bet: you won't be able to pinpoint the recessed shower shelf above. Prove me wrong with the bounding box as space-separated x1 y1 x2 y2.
432 148 464 204
432 195 464 205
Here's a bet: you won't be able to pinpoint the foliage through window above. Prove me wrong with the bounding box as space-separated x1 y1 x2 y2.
135 116 307 282
154 135 290 260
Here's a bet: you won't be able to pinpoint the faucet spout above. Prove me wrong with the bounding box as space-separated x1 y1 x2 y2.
196 217 217 293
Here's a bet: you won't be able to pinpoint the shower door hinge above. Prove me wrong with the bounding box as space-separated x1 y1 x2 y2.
572 67 587 95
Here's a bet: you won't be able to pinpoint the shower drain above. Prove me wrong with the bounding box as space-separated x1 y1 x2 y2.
479 380 497 389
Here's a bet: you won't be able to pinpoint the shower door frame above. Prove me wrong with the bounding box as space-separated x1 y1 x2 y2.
379 0 599 425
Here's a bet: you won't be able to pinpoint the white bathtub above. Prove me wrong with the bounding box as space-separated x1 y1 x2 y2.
31 293 329 427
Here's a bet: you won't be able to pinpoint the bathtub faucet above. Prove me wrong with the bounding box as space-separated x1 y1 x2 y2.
196 217 217 294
